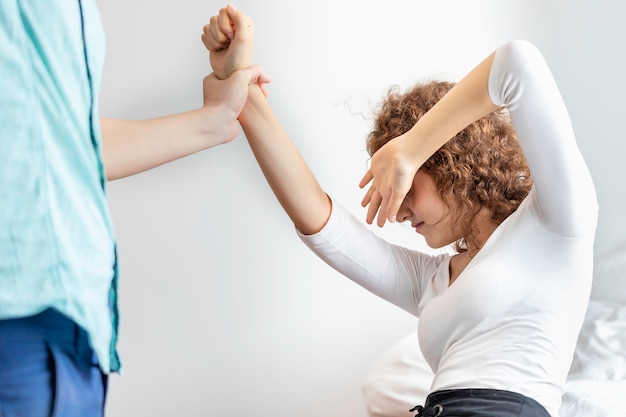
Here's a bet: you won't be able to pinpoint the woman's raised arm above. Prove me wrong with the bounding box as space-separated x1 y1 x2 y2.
238 86 332 235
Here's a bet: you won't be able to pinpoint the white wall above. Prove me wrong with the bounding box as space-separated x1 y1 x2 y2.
98 1 626 416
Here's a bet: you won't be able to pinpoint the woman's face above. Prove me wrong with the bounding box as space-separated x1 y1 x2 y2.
397 170 461 249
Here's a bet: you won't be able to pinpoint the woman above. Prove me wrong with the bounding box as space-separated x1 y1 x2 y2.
204 6 597 417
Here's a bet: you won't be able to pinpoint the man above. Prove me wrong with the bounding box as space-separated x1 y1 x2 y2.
0 2 266 416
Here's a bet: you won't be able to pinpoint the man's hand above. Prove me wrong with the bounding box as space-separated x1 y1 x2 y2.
202 65 271 141
202 4 254 80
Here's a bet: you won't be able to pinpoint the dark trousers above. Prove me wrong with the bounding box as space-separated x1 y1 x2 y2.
0 308 108 417
410 388 551 417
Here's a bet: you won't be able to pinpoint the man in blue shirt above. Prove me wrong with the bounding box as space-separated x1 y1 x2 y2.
0 2 265 416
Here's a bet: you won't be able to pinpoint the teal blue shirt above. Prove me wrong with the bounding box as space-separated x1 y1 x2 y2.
0 0 120 373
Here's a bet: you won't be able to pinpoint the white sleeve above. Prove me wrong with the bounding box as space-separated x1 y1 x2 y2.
296 200 442 316
488 40 598 237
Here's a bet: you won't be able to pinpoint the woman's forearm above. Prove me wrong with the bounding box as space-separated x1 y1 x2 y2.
362 52 499 225
404 53 498 163
239 85 331 235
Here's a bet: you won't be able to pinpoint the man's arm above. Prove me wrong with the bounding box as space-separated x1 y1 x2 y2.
102 25 269 181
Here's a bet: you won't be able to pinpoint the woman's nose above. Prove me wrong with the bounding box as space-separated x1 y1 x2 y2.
397 198 412 222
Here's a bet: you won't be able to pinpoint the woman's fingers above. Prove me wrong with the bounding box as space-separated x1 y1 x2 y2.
365 187 383 225
202 11 231 51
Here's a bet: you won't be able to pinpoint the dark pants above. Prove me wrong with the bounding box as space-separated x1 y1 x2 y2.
0 308 108 417
410 389 551 417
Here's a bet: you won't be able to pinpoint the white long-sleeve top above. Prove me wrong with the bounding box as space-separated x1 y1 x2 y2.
297 41 598 417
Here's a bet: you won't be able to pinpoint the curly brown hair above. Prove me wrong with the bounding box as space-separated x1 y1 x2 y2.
366 81 532 253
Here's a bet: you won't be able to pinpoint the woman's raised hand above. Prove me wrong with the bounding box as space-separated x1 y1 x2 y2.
202 4 254 80
359 133 421 227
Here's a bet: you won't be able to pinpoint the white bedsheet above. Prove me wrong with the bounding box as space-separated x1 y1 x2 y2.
561 379 626 417
560 299 626 416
